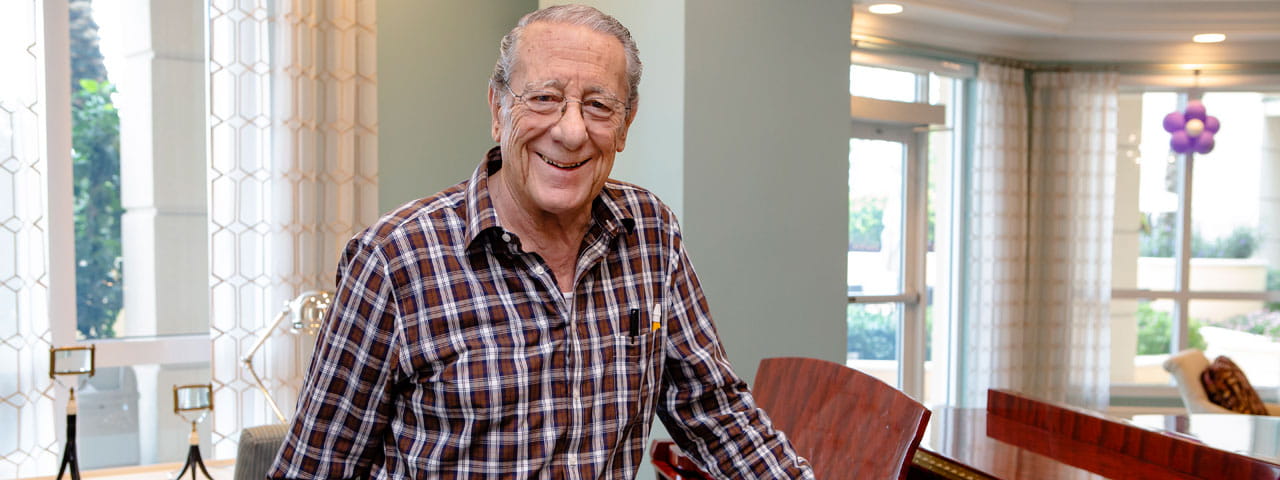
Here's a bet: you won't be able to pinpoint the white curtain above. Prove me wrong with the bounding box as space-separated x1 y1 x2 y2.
961 64 1116 409
208 0 378 457
1024 71 1116 408
0 0 58 476
961 63 1032 407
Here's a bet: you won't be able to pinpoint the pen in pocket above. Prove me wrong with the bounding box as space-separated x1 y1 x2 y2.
628 308 639 337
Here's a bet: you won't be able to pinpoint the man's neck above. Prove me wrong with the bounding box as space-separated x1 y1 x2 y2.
488 170 591 289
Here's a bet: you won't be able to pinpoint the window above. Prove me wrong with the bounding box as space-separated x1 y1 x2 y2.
38 0 212 470
1112 90 1280 392
847 53 970 406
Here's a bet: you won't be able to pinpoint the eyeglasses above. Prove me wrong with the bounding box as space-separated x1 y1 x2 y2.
505 86 629 128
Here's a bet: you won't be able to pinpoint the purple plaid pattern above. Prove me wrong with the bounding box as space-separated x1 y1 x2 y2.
268 148 814 479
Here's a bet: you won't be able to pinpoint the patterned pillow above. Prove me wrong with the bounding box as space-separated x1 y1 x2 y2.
1200 356 1269 415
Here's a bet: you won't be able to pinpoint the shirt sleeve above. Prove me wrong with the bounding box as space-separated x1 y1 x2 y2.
268 236 401 480
655 229 816 480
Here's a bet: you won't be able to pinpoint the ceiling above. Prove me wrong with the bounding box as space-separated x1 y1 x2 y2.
852 0 1280 64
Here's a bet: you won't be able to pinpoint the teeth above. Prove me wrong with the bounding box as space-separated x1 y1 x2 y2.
538 153 589 169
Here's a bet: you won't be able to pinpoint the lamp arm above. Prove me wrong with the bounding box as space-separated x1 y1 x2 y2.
242 308 292 423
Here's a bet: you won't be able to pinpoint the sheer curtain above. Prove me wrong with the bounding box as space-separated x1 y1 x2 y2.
208 0 378 456
961 64 1116 409
1024 71 1116 408
961 63 1031 407
0 0 58 476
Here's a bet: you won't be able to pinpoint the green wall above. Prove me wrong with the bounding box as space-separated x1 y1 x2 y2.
377 1 850 476
377 0 537 211
681 0 849 382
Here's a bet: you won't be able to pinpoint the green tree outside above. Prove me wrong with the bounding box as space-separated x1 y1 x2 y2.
70 0 124 339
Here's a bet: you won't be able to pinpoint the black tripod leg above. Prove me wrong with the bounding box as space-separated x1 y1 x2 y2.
69 448 80 480
175 455 192 479
57 439 80 480
55 448 68 480
192 445 213 479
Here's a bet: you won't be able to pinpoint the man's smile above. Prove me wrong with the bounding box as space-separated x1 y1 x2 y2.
537 152 590 170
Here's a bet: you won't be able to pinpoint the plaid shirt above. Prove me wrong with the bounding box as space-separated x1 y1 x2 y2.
269 148 813 479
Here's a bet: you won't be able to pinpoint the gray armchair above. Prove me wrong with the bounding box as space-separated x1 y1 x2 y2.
232 424 289 480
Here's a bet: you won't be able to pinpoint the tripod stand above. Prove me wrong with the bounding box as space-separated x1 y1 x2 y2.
55 388 80 480
173 420 212 480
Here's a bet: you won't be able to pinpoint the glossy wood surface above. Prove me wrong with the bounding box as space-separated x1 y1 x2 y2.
655 386 1280 479
751 357 932 480
982 389 1280 479
913 408 1108 479
649 357 930 480
1130 413 1280 463
650 441 705 480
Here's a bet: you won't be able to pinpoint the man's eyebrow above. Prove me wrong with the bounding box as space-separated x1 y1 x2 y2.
524 79 564 90
521 80 621 98
581 85 620 97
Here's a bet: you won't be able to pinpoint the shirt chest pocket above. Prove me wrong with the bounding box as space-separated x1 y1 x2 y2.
602 311 666 424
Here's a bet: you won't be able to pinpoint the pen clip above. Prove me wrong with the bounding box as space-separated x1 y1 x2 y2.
628 308 639 337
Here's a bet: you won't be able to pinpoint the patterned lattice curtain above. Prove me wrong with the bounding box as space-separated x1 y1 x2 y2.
0 0 57 476
207 0 379 456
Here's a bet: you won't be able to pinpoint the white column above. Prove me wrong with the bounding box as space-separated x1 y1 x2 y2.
114 0 208 336
1261 112 1280 268
1111 93 1143 383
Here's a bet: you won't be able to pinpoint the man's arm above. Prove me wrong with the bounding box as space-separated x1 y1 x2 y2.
269 237 401 479
656 233 815 480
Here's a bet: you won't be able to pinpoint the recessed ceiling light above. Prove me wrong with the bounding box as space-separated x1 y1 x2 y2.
1193 33 1226 43
868 3 904 15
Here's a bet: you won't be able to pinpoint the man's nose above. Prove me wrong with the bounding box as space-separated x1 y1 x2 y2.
551 101 590 150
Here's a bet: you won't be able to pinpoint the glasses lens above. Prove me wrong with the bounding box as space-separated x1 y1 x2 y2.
521 91 563 114
515 89 625 127
582 97 619 119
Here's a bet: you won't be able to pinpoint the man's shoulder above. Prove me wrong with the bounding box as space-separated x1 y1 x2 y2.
352 181 470 253
602 179 678 225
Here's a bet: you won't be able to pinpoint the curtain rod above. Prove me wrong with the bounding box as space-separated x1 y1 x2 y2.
852 35 1280 75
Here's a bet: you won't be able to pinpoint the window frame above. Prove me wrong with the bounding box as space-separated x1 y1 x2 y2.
1110 85 1280 410
847 52 973 404
44 0 209 395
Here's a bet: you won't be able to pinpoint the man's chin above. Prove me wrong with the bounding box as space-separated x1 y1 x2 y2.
530 191 594 218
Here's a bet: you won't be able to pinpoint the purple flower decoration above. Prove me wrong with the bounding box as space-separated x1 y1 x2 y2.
1162 100 1221 154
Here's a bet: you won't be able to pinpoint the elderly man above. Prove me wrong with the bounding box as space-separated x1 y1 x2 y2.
269 5 813 479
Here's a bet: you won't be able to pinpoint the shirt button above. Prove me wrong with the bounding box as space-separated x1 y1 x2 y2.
501 232 512 242
533 265 545 275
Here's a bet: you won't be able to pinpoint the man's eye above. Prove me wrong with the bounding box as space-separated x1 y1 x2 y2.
528 94 561 104
583 100 615 115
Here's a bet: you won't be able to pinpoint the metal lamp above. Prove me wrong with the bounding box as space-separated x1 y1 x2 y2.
241 290 333 423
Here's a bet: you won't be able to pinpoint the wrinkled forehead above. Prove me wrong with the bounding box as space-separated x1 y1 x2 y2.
511 22 628 94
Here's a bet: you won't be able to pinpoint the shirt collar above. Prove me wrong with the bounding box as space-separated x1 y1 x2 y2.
464 147 636 252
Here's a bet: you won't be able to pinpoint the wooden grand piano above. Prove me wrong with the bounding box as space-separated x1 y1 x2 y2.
654 389 1280 479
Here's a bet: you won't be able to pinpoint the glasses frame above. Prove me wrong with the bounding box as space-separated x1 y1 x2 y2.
503 84 630 127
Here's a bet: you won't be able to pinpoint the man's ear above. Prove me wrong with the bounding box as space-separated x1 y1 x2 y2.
488 85 502 142
616 99 638 152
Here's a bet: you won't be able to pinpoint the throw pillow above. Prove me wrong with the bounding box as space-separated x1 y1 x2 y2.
1200 356 1269 415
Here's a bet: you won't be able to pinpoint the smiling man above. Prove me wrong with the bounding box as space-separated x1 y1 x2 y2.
268 5 813 479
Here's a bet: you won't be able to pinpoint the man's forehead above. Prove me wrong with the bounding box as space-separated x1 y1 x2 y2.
512 22 627 85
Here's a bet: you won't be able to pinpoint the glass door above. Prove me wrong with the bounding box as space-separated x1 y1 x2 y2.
848 121 927 398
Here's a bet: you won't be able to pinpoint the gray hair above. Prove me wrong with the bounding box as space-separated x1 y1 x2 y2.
491 4 642 106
